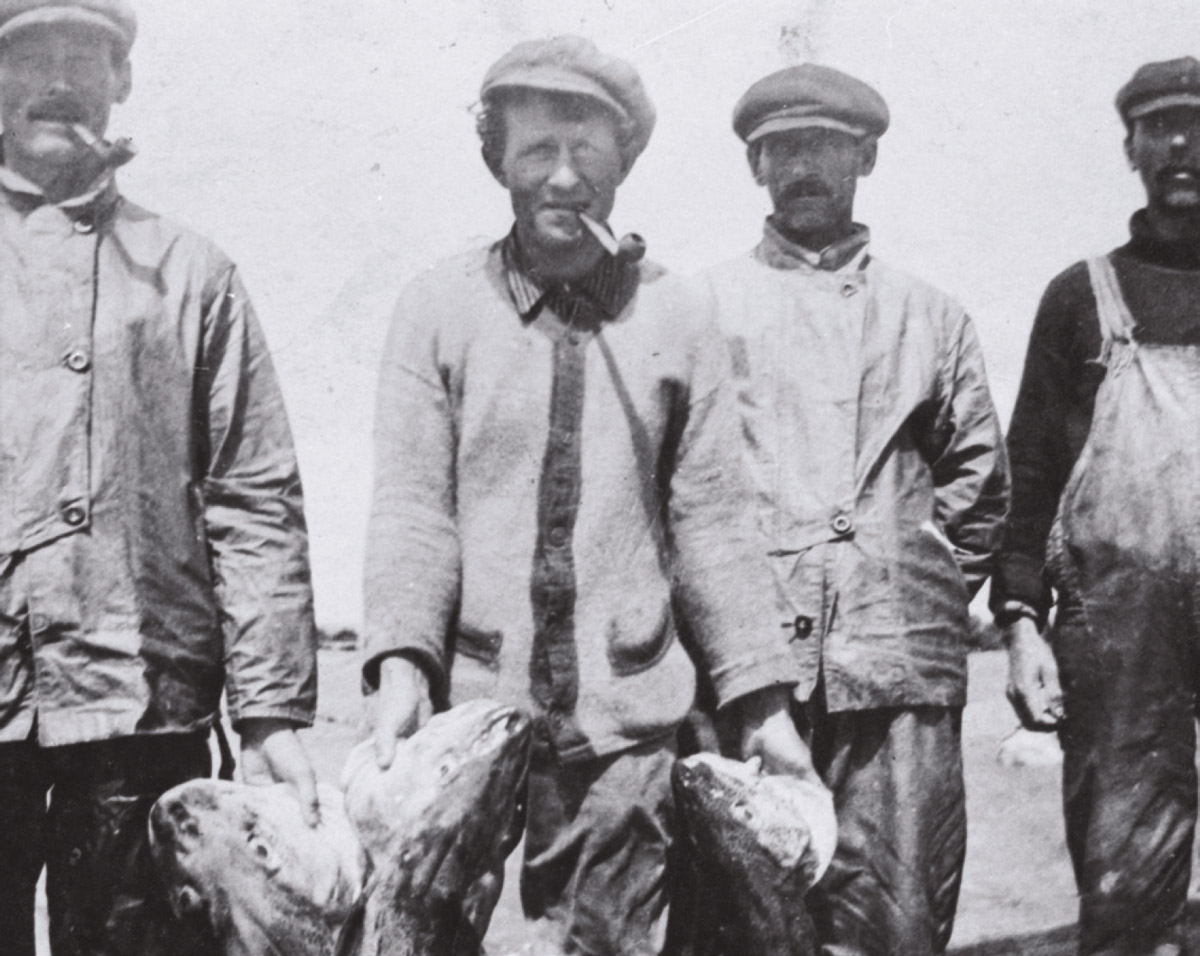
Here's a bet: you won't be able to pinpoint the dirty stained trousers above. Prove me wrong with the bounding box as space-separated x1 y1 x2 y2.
1047 255 1200 956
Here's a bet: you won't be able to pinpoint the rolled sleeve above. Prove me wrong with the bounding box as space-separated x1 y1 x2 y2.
198 266 317 728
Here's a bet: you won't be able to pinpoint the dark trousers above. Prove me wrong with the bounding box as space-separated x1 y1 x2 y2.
0 733 216 956
1054 593 1198 956
520 734 676 956
801 699 967 956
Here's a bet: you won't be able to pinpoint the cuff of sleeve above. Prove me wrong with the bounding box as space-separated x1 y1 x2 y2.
229 706 315 733
362 648 447 708
708 650 802 711
991 553 1052 619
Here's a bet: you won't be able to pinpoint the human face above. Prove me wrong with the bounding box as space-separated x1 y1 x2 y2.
0 24 131 182
1126 106 1200 218
752 126 875 249
497 92 627 261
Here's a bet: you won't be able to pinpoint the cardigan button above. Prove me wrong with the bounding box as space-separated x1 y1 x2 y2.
65 349 91 372
831 514 853 536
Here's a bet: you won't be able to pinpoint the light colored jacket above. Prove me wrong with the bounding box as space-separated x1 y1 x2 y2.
700 224 1008 711
363 242 798 761
0 176 317 745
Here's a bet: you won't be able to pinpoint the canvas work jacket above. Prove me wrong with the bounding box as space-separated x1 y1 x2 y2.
0 168 317 746
700 221 1009 711
363 236 799 763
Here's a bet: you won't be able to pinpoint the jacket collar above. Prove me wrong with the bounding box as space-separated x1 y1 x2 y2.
758 216 871 272
501 226 637 323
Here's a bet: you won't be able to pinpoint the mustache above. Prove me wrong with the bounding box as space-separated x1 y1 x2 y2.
25 98 87 123
1158 165 1200 182
778 176 832 203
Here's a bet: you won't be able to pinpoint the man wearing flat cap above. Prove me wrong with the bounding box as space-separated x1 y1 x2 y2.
363 35 813 956
996 56 1200 956
0 2 321 954
699 63 1008 954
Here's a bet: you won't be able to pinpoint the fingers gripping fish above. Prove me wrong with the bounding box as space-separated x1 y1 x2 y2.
149 700 532 956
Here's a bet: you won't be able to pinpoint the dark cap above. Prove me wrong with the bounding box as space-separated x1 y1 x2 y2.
733 63 889 143
480 35 655 163
0 0 135 57
1117 56 1200 124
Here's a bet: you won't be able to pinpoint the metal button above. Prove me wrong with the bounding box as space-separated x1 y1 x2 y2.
550 711 565 729
567 332 583 346
73 217 94 235
831 514 853 535
30 614 48 633
840 282 857 298
65 349 90 373
68 847 83 866
792 615 813 640
62 503 87 527
548 526 568 547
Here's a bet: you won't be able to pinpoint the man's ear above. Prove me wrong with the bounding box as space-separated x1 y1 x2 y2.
856 137 877 177
114 59 132 105
485 148 507 187
747 144 766 185
1124 133 1137 171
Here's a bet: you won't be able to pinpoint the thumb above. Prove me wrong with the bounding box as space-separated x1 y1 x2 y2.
373 716 398 770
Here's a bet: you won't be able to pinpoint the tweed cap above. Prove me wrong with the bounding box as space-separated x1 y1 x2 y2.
1117 56 1200 123
733 63 889 142
481 35 656 163
0 0 136 57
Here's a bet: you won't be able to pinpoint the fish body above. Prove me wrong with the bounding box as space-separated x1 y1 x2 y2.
149 700 531 956
149 781 366 956
341 699 532 956
668 753 836 956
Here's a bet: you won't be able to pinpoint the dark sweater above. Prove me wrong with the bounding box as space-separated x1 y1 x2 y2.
992 210 1200 622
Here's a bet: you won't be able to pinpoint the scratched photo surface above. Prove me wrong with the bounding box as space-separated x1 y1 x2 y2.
33 1 1200 954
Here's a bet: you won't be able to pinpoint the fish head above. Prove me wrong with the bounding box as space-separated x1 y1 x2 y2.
672 753 837 892
343 700 532 900
149 780 366 956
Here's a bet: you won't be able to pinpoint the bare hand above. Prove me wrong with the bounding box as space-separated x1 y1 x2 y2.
735 685 820 784
1004 617 1064 732
368 656 433 770
239 718 321 826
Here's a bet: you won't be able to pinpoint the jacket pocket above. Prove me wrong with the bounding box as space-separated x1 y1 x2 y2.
453 625 503 671
607 604 675 678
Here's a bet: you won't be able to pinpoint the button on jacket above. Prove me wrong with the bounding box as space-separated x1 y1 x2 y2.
363 238 799 762
0 173 317 746
700 221 1009 711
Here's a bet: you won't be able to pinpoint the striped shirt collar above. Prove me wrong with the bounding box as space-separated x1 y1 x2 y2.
759 217 871 273
501 226 637 323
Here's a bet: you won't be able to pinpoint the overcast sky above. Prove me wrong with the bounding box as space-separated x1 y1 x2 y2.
108 1 1200 625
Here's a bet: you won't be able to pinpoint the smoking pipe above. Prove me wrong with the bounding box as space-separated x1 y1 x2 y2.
577 211 646 263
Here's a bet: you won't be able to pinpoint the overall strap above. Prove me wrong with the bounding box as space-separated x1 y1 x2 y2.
1085 255 1137 351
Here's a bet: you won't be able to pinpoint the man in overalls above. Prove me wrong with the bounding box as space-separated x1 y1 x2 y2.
700 65 1009 955
997 57 1200 955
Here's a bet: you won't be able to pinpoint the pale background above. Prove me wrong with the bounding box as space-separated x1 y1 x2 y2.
112 0 1200 629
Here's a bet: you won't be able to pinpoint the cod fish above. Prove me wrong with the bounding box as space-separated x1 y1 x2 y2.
149 781 366 956
666 753 837 956
149 700 532 956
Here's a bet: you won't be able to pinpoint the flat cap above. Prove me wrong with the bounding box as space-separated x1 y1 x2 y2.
733 63 889 143
0 0 136 57
1117 56 1200 123
481 35 656 163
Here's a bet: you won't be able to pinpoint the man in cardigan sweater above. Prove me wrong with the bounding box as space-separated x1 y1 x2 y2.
362 37 812 956
997 58 1200 955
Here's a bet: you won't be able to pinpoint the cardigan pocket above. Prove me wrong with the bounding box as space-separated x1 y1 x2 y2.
607 603 675 678
453 625 503 671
